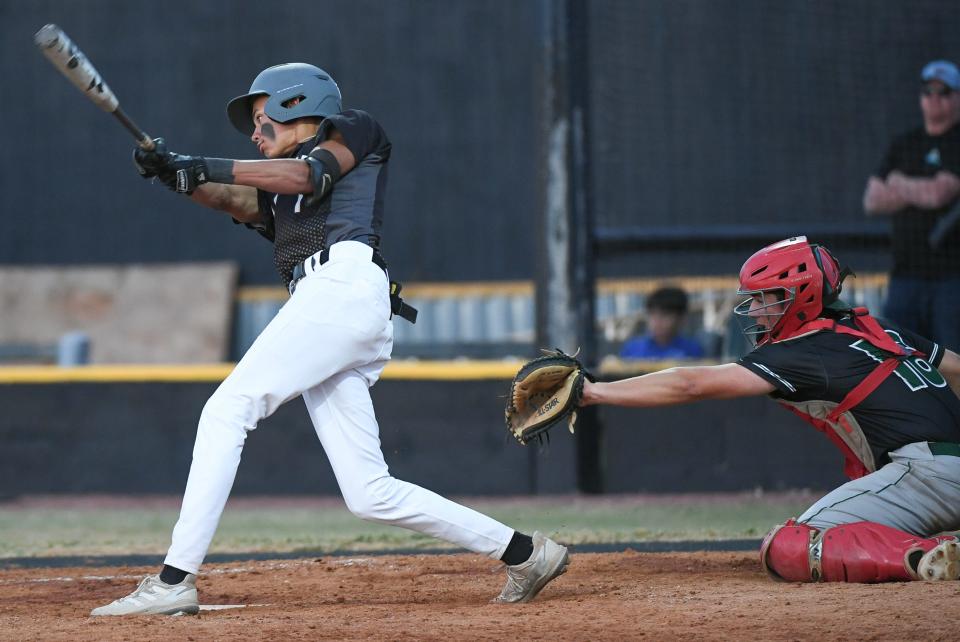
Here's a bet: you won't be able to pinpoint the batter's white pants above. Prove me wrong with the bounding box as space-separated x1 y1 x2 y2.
798 442 960 536
164 241 513 574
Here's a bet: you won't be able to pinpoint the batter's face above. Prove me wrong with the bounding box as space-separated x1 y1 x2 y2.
250 96 301 158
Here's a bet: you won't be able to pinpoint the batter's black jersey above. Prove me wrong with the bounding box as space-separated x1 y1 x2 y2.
738 317 960 466
875 123 960 277
242 109 391 284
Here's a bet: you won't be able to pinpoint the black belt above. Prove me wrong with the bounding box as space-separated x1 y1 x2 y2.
288 249 417 324
928 442 960 457
290 247 388 285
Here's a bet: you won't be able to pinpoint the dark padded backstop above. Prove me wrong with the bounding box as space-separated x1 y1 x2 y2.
0 380 844 496
6 2 960 284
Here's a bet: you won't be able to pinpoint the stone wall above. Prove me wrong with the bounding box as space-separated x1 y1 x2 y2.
0 263 237 363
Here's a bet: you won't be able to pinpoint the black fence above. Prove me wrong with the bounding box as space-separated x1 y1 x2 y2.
5 1 958 285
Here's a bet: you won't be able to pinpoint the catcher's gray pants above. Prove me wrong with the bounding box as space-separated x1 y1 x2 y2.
164 242 513 575
798 441 960 536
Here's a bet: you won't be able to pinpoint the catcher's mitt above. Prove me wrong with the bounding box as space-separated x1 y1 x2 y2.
505 349 594 444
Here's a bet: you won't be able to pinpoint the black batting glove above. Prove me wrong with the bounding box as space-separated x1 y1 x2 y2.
133 139 214 195
154 166 180 192
132 137 170 179
132 138 181 192
166 154 211 195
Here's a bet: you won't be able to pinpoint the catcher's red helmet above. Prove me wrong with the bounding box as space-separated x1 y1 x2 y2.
734 236 847 345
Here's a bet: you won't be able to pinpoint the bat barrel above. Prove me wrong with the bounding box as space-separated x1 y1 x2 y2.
33 23 119 113
34 24 153 148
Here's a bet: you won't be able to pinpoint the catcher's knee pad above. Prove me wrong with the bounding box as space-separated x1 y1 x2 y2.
760 519 818 582
761 519 949 583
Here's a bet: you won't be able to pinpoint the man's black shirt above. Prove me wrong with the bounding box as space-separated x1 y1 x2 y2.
876 123 960 277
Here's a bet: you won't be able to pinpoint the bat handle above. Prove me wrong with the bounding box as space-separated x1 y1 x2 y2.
113 106 155 151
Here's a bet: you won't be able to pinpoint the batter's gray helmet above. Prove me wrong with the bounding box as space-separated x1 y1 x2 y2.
226 63 342 136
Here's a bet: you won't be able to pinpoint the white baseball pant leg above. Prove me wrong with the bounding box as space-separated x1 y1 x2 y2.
164 242 512 574
302 370 513 557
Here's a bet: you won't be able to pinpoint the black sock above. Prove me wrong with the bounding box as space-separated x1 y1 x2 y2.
500 531 535 566
159 564 189 585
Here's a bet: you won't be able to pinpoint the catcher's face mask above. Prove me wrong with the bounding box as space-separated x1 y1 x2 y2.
733 288 793 346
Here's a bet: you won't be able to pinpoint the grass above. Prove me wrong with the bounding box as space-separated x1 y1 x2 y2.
0 494 814 558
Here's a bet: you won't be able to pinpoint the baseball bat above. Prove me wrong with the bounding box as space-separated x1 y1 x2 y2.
33 24 155 151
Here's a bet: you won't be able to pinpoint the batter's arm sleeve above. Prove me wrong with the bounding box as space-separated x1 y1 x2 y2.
319 110 391 164
310 130 357 176
580 363 775 408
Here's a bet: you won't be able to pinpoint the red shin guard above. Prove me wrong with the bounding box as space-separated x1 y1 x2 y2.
760 519 950 583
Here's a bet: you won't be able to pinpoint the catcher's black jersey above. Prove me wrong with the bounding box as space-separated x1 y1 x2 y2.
738 317 960 466
244 109 391 284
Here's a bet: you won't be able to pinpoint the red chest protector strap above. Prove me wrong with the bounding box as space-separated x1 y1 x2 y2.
779 308 923 479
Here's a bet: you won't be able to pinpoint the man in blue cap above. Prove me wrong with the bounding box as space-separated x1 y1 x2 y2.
863 60 960 351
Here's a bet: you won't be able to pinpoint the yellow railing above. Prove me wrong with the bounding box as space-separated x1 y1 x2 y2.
0 360 526 384
235 273 889 301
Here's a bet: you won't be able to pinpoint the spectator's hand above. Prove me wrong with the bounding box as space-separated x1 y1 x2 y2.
864 175 908 214
887 171 908 188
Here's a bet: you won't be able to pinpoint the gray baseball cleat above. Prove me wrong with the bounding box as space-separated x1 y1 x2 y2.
90 573 199 616
917 540 960 581
494 531 570 603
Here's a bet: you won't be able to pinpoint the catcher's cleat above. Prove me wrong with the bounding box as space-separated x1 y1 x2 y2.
917 540 960 581
493 531 569 603
90 573 199 616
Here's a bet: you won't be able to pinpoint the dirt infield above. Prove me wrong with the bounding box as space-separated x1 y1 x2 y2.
2 551 959 641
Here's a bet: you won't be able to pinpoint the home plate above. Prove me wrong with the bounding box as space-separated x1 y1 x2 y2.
198 604 268 611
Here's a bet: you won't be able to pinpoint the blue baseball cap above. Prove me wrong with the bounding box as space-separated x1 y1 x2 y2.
921 60 960 90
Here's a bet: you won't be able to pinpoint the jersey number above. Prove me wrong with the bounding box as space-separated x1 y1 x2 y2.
849 330 947 391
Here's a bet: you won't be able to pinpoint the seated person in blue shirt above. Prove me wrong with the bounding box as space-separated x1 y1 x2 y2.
620 287 705 360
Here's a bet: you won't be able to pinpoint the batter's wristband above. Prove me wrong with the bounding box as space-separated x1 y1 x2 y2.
204 158 236 184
